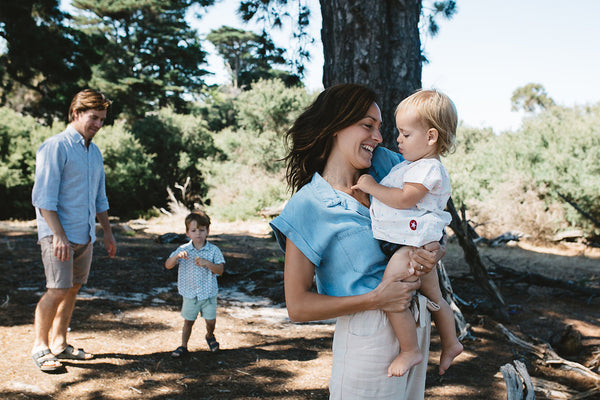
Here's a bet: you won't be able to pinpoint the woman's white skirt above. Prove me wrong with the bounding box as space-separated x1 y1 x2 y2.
329 294 433 400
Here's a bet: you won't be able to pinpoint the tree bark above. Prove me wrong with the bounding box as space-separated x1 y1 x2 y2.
319 0 422 148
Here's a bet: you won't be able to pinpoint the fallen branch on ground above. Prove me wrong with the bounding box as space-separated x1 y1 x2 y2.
486 257 600 298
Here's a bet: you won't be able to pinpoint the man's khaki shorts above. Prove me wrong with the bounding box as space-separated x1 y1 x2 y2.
40 236 93 289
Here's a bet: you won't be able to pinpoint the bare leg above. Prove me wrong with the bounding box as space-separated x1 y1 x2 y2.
205 319 216 339
420 269 463 375
33 288 68 352
50 284 81 354
181 319 195 348
32 288 68 369
384 247 423 377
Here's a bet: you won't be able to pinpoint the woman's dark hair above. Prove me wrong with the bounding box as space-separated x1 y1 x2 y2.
284 83 378 192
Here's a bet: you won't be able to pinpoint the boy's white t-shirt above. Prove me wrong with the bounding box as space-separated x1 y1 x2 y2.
370 158 451 247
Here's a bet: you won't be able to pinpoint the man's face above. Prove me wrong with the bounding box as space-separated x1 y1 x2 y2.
71 109 107 142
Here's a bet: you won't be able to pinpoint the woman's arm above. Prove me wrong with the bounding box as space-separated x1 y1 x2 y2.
284 239 420 322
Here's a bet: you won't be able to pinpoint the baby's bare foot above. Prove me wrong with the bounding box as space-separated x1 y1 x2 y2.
387 350 423 377
439 341 463 375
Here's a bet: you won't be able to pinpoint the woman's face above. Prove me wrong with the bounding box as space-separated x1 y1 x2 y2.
331 102 383 171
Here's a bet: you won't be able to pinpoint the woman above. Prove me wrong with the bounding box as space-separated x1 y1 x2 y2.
270 83 444 399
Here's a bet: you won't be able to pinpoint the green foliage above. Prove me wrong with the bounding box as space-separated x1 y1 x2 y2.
200 80 312 220
0 0 104 121
206 26 299 88
233 79 312 135
93 122 155 218
131 107 222 211
192 86 239 132
72 0 213 120
511 83 556 113
0 107 56 218
447 102 600 240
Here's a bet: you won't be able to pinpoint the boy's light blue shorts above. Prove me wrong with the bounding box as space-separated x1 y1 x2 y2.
181 295 217 321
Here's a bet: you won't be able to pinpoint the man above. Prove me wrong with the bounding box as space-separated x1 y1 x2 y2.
31 89 117 372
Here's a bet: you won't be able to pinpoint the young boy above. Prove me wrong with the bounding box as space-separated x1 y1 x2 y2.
165 211 225 357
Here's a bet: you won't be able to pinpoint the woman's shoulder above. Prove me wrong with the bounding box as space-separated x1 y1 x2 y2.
370 146 403 182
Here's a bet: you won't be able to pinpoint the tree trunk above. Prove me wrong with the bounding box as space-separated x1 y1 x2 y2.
319 0 422 148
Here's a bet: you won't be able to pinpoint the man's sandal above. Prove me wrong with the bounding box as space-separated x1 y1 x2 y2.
206 336 220 352
55 344 94 360
171 346 189 358
32 349 63 372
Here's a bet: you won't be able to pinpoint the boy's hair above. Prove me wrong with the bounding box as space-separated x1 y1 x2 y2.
68 89 112 122
185 211 211 231
396 89 457 156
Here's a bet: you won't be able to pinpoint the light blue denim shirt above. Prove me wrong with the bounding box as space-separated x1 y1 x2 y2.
270 147 403 297
32 125 109 244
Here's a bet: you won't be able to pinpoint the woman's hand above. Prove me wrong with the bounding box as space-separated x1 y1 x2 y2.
409 240 446 277
372 269 421 313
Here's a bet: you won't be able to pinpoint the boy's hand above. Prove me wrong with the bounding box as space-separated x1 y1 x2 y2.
351 174 377 194
177 251 189 260
195 256 208 267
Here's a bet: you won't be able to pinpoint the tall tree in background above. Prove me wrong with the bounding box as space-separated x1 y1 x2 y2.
0 0 103 121
71 0 214 120
206 26 299 88
511 83 556 114
240 0 456 148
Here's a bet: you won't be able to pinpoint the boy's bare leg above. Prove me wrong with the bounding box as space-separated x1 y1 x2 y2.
384 247 423 377
205 319 216 339
420 269 463 375
181 319 195 348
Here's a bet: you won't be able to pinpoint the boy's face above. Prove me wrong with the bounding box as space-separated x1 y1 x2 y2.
186 220 209 247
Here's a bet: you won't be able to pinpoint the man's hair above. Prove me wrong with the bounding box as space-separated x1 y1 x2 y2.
396 89 457 156
185 211 211 231
68 89 112 122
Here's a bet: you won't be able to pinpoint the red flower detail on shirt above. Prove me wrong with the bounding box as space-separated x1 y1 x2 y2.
409 220 417 231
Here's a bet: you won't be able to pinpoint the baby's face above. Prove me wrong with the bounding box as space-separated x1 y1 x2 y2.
395 108 436 161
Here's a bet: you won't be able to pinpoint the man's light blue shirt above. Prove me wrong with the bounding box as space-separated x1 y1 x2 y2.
270 147 403 297
32 125 109 244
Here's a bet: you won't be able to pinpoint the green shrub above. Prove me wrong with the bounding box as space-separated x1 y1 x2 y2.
0 107 58 218
94 122 156 218
131 108 222 211
233 79 312 135
446 102 600 240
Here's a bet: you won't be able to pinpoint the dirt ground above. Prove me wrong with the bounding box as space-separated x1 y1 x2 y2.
0 216 599 400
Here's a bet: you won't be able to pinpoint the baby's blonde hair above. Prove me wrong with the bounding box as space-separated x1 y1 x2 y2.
395 89 457 156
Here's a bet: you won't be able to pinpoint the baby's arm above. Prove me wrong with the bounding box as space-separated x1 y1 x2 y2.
352 174 428 210
195 257 225 276
165 250 188 269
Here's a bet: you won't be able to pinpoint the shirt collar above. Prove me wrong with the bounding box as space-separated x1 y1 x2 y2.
311 173 370 216
66 125 86 146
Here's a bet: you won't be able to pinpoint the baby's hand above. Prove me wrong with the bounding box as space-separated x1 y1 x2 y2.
351 174 376 193
177 251 189 260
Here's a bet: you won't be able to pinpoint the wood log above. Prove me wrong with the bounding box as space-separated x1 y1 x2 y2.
486 257 600 298
437 260 473 341
447 198 507 315
500 362 524 400
495 322 600 383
